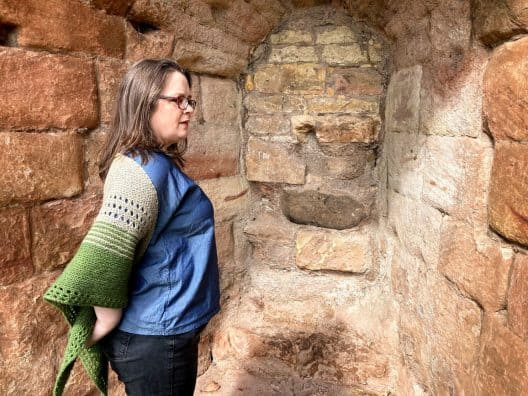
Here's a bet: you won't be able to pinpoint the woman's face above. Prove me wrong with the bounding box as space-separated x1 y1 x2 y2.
150 71 194 145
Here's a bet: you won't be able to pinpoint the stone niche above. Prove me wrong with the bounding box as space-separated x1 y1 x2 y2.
244 6 387 234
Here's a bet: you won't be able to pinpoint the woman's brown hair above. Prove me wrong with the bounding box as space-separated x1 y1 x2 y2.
98 59 192 180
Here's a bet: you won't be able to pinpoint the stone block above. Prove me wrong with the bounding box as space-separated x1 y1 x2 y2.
270 30 312 45
475 315 528 395
283 95 307 113
439 219 512 312
243 94 283 114
385 65 422 134
489 141 528 246
91 0 134 16
292 114 380 144
317 115 380 144
200 76 238 124
315 26 357 44
0 208 32 286
484 36 528 142
368 42 383 63
125 24 174 63
422 135 493 222
420 49 486 138
307 96 379 114
0 48 98 129
5 0 125 58
269 46 318 63
246 137 306 184
0 132 83 205
31 196 101 272
281 189 365 230
322 153 370 180
508 254 528 340
296 228 373 273
244 212 297 269
253 64 326 94
96 58 127 124
85 130 106 193
215 220 235 291
387 191 442 269
197 176 249 223
173 40 248 78
385 130 427 200
0 273 68 395
328 67 383 96
245 115 290 136
473 0 528 46
186 124 239 180
212 0 274 43
321 44 368 66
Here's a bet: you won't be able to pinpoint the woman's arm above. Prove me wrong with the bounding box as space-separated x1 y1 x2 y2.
86 306 122 347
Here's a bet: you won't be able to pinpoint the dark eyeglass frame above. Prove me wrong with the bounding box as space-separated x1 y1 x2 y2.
158 95 197 110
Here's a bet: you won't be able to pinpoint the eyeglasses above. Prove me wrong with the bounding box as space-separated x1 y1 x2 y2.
158 95 197 110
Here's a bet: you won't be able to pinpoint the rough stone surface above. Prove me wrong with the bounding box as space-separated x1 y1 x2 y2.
321 44 368 65
186 124 239 180
0 208 32 286
315 26 357 44
420 48 486 138
173 40 248 78
270 30 312 45
385 131 427 200
245 115 290 136
0 48 98 129
484 36 528 142
475 315 528 395
387 191 442 269
125 24 174 63
253 64 326 94
489 141 528 246
508 253 528 340
0 132 84 205
197 176 249 223
31 196 101 272
97 58 127 124
422 135 493 222
307 96 378 114
246 137 306 184
0 273 68 396
244 212 298 269
328 67 383 96
439 219 512 312
269 46 318 63
296 227 373 272
281 189 365 229
243 94 283 114
385 65 422 134
2 0 125 58
473 0 528 46
85 129 107 193
200 76 239 124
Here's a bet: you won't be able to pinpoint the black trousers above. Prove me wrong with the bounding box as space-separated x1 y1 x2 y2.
100 327 203 396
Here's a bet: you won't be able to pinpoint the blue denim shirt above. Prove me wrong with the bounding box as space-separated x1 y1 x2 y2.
119 152 220 335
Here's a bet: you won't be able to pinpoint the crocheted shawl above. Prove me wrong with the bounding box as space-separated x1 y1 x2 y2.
44 154 158 396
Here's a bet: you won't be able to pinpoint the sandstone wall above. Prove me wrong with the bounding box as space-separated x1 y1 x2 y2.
0 0 275 394
338 0 528 394
3 0 528 395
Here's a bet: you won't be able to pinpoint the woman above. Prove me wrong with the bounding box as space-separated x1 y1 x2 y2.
44 59 221 396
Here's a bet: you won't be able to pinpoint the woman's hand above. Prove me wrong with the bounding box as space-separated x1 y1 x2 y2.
85 307 123 348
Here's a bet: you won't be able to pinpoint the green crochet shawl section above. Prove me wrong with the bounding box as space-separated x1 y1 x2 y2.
43 154 158 396
44 222 135 395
